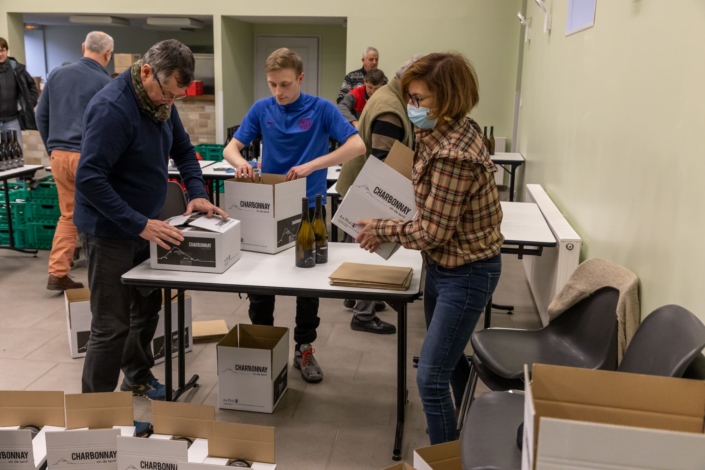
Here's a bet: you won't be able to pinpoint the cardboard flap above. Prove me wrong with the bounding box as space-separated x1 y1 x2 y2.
65 392 133 429
329 263 413 289
207 421 275 464
384 463 416 470
0 391 65 427
193 320 230 343
217 324 240 348
152 401 215 439
260 173 287 185
385 141 415 180
414 440 461 470
239 324 288 350
65 287 90 304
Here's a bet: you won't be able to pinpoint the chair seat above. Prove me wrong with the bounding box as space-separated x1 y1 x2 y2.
460 391 523 470
471 354 524 392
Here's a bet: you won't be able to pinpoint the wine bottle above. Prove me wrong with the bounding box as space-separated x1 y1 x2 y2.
0 132 7 172
312 194 328 264
295 197 316 268
12 131 22 168
489 126 496 156
483 126 489 151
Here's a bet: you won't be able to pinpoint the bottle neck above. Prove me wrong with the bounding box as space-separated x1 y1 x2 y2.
301 199 309 219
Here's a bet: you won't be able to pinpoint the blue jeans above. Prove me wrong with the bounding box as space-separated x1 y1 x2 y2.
0 118 22 148
417 254 502 444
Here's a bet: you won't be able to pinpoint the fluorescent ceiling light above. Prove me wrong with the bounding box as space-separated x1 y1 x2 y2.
146 17 204 29
69 15 130 26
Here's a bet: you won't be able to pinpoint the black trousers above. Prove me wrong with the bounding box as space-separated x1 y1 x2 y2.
80 233 161 393
248 205 325 346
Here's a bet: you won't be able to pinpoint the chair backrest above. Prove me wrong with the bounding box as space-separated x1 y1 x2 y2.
618 305 705 377
546 286 620 370
159 181 187 221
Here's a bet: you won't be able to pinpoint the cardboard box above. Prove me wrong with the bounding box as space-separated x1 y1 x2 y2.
413 440 461 470
0 391 66 469
522 364 705 470
64 288 92 358
185 421 275 469
113 53 141 67
64 392 133 431
384 464 416 470
193 320 230 344
151 214 241 274
64 290 192 363
217 325 289 413
332 141 417 259
117 436 188 470
224 174 306 254
46 429 122 469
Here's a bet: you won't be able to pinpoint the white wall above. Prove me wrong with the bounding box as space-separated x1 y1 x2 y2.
23 28 45 78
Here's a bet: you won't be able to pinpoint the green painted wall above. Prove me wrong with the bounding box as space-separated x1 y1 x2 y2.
517 1 705 320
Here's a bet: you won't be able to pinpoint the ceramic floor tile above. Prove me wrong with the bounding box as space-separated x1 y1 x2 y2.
266 421 339 470
23 331 84 363
0 327 62 359
326 423 398 470
0 358 58 390
24 361 85 394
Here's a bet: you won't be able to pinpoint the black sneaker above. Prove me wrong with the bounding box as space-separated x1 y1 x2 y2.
120 377 170 400
343 299 355 309
350 316 397 335
294 344 323 383
374 301 387 312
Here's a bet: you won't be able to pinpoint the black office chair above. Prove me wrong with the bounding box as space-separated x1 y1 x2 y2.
159 181 188 221
459 304 705 470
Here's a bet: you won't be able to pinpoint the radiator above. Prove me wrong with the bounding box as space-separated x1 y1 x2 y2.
523 184 582 325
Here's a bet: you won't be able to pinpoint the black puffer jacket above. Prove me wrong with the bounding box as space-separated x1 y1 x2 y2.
6 57 38 130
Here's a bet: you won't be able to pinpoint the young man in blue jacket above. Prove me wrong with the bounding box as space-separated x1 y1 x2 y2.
36 31 113 292
223 48 366 383
74 39 225 399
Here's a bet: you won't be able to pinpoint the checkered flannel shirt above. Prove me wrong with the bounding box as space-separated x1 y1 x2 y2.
370 117 504 267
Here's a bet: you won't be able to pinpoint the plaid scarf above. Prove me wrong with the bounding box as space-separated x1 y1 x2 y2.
130 62 171 122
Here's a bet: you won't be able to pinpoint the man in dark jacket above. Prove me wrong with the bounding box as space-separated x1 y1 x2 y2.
74 39 226 399
37 31 114 292
336 46 388 104
0 37 38 147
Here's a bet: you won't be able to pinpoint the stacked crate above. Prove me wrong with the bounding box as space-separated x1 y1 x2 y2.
0 181 30 247
26 175 61 249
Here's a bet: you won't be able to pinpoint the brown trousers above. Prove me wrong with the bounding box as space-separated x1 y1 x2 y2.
48 150 80 277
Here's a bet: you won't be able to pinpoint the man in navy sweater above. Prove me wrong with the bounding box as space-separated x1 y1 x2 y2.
74 39 226 399
36 31 113 292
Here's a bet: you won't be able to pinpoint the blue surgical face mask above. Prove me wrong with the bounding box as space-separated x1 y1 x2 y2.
407 104 438 129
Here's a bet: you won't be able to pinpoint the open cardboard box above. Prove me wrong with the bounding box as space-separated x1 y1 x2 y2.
332 141 416 259
224 174 306 254
522 364 705 470
217 324 289 414
0 391 66 470
64 288 192 362
44 392 135 469
384 463 416 470
191 421 275 469
150 401 214 463
413 440 461 470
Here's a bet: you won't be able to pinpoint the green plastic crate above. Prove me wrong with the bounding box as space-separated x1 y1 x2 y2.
29 177 59 202
27 201 61 222
0 201 28 229
27 222 56 250
0 228 27 248
1 182 28 201
194 144 224 162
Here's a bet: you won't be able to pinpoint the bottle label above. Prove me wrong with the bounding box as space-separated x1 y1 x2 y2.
277 213 302 247
298 249 316 268
316 245 328 263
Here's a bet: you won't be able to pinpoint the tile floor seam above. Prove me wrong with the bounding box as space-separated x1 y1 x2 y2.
15 329 64 360
22 361 61 390
324 426 342 470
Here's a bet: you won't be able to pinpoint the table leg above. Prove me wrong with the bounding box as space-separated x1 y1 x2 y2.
509 163 517 202
484 296 493 329
164 288 173 402
392 301 408 461
330 195 339 242
173 289 200 401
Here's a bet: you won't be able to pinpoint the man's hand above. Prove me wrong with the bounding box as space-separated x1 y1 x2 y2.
355 219 382 253
351 121 359 129
235 161 256 180
287 161 317 181
140 219 185 250
184 198 228 218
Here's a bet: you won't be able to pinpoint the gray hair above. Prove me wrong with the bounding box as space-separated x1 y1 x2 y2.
142 39 195 88
85 31 114 54
395 54 423 80
362 47 379 59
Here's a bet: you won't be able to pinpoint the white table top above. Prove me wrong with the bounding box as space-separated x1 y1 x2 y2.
123 242 424 300
168 160 215 176
0 164 43 180
491 152 525 164
327 165 342 181
201 161 235 177
500 202 556 246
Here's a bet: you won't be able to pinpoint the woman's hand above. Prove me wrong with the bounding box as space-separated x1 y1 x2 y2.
355 219 382 253
286 162 317 181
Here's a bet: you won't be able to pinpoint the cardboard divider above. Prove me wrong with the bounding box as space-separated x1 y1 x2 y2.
64 391 133 429
413 440 461 470
152 401 215 439
238 324 289 350
207 421 275 464
384 463 417 470
0 391 65 427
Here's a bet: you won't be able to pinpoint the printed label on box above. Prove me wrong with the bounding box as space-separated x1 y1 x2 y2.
156 236 217 268
230 196 273 216
152 328 191 362
76 331 90 354
276 214 301 248
272 365 287 406
351 181 415 219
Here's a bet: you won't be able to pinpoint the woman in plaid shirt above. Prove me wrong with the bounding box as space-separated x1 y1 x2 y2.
356 52 504 444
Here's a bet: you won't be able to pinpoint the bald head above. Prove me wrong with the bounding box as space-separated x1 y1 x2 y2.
83 31 113 68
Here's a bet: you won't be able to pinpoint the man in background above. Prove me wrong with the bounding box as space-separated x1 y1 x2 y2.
336 46 388 104
336 55 421 334
0 37 38 146
336 68 385 128
37 31 114 291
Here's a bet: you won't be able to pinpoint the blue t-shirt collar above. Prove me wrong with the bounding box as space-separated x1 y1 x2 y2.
277 92 306 112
